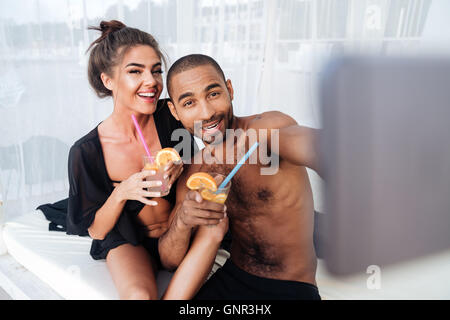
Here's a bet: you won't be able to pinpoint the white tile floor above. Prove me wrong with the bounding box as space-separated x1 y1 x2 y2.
0 286 12 300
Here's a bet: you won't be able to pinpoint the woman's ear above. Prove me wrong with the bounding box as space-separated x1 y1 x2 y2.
100 73 113 91
167 101 180 121
226 79 234 101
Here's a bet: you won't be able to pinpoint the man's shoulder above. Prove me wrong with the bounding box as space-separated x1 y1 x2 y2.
244 111 297 130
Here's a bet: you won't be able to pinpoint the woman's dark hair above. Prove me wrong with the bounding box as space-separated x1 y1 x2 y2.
86 20 167 98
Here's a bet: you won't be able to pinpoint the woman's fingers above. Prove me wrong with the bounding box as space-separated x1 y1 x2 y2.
164 161 174 171
140 190 162 198
164 160 183 171
139 197 158 206
141 180 162 188
139 170 156 179
165 168 177 184
117 170 164 202
167 164 184 185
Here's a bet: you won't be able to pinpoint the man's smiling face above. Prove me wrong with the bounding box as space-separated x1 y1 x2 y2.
167 64 234 145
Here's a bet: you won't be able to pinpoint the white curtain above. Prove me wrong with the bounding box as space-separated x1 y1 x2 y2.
0 0 442 221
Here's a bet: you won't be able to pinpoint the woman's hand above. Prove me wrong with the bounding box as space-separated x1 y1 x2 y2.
164 160 184 190
113 170 162 206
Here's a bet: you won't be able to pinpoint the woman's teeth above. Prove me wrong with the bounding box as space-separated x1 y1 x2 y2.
138 92 155 97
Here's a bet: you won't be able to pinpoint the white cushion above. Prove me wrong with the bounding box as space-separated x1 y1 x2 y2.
8 211 450 299
0 226 8 255
2 210 173 300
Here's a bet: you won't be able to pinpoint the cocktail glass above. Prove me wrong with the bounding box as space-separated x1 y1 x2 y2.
198 172 231 204
143 154 170 197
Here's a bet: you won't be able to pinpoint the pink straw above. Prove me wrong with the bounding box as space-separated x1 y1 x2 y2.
131 114 153 161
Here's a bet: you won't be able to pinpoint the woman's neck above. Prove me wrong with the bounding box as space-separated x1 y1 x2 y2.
108 109 156 143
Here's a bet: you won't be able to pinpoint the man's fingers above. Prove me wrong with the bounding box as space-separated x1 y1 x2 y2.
185 191 228 210
187 199 226 212
186 190 203 203
199 201 226 212
188 207 226 220
189 217 222 226
184 199 226 213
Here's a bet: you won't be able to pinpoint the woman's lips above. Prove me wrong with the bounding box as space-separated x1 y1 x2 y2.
137 92 157 103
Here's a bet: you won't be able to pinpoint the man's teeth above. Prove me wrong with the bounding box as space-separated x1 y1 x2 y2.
205 122 219 129
138 92 155 97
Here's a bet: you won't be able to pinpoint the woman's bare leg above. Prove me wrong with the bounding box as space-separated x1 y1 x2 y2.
162 218 228 300
106 243 158 300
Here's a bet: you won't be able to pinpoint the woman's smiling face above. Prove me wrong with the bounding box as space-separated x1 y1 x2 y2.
101 45 164 114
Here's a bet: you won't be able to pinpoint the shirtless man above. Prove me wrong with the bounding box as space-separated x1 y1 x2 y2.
159 54 321 299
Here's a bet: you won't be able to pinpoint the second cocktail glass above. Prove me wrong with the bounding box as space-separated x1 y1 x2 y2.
143 154 170 197
198 172 231 204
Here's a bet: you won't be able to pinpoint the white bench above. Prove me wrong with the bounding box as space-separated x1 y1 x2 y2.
2 210 450 300
0 210 173 299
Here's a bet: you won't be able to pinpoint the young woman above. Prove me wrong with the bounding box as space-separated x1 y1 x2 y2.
66 20 227 299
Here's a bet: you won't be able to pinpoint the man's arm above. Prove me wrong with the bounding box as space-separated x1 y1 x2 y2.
158 170 193 271
249 111 322 175
278 124 321 173
158 165 227 271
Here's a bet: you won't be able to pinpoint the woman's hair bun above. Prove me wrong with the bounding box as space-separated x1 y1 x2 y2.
99 20 126 37
87 20 126 51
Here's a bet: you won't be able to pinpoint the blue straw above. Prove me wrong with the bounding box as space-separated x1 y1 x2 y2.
217 142 259 190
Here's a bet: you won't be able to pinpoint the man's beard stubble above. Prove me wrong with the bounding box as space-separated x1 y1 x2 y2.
194 103 234 145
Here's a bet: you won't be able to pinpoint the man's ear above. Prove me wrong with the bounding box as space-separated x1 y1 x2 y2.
167 100 180 121
226 79 234 101
100 72 113 91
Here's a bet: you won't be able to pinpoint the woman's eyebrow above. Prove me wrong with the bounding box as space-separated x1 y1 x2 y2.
125 62 145 68
124 62 161 68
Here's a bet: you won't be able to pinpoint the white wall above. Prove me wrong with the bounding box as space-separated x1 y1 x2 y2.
421 0 450 52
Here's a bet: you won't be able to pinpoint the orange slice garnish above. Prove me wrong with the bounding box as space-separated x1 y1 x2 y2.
155 148 181 167
200 189 216 201
143 162 159 171
186 172 218 192
213 193 227 204
200 189 227 203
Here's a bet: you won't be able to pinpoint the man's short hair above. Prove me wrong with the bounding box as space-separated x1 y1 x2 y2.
167 54 226 100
